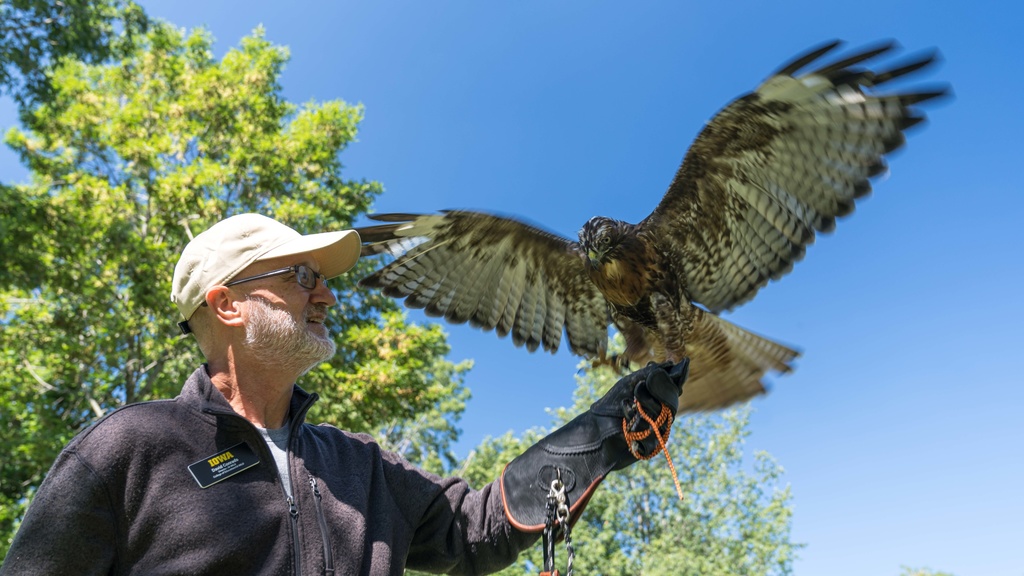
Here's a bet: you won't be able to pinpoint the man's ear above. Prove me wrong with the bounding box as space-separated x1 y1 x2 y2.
206 286 246 328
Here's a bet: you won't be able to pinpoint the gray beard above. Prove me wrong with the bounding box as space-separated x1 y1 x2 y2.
244 296 336 376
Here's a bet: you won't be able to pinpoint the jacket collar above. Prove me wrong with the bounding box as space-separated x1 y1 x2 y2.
179 364 318 427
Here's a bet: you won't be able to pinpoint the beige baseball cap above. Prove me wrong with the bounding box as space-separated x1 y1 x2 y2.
171 213 361 321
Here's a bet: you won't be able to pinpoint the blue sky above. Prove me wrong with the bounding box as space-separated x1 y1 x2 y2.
3 1 1022 574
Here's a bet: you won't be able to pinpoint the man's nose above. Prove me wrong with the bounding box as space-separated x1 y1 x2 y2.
311 277 338 306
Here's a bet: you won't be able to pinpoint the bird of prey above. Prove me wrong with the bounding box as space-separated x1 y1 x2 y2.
356 40 948 413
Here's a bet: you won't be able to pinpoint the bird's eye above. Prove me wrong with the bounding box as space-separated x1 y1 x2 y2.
600 236 611 246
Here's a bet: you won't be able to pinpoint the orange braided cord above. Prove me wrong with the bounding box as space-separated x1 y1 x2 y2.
622 401 684 499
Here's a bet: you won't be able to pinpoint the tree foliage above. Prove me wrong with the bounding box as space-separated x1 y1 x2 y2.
312 310 472 475
899 567 956 576
450 353 801 576
0 0 149 110
0 22 467 556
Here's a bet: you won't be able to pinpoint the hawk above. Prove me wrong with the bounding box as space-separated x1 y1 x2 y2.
356 40 948 412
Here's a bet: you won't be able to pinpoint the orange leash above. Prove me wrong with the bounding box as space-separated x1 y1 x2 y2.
622 400 684 500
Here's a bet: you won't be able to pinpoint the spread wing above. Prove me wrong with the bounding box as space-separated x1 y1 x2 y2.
356 211 610 357
640 40 949 313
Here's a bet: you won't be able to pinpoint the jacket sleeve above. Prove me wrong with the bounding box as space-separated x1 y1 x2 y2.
378 447 538 575
406 474 539 575
0 448 118 575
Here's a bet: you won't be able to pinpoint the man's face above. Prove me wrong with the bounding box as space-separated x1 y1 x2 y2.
231 255 339 374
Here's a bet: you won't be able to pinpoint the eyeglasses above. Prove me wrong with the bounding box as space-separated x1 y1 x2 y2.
225 264 328 291
178 264 328 336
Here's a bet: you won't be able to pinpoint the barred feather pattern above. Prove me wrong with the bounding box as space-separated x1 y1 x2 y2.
355 40 947 412
358 212 610 358
677 311 797 411
646 40 947 313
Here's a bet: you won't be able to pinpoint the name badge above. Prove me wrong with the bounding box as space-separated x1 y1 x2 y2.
188 442 260 489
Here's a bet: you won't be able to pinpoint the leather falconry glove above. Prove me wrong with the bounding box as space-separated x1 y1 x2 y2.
500 359 689 532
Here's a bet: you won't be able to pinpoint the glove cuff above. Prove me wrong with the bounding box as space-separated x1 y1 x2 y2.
499 461 604 533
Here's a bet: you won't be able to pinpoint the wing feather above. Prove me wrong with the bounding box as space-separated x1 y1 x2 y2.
514 266 542 351
495 257 526 339
469 240 512 328
357 211 609 357
640 42 949 313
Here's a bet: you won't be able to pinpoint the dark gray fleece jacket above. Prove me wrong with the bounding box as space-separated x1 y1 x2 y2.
0 366 536 575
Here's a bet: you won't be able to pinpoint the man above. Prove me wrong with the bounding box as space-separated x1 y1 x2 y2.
1 213 687 575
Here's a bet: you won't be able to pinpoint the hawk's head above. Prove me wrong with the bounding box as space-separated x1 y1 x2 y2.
578 216 635 269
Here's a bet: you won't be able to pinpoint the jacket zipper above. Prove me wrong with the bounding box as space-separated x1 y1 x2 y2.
284 393 316 575
309 475 335 575
204 390 319 576
288 496 302 575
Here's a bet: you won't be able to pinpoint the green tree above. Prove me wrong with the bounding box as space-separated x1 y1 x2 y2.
323 310 472 476
454 353 800 576
0 23 467 555
899 567 955 576
0 0 148 109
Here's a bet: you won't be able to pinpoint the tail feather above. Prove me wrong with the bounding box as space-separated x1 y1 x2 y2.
677 311 799 412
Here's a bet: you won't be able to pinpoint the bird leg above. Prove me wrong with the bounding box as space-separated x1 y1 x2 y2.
590 353 634 374
652 293 692 366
